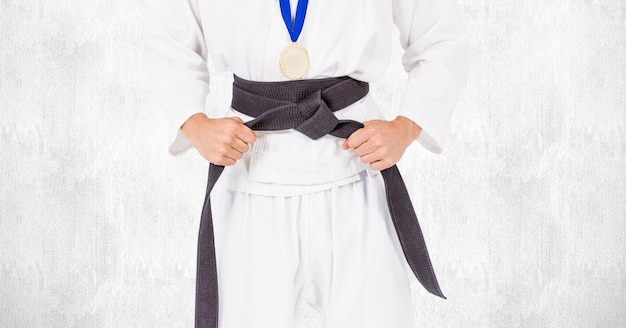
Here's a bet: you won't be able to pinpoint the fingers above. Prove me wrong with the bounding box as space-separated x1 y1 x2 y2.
359 149 382 164
343 120 382 149
224 146 244 161
228 117 257 144
212 157 236 166
219 119 253 164
207 143 242 166
343 120 398 171
195 116 256 166
236 126 256 144
369 159 393 171
230 137 249 153
352 139 378 157
342 127 370 150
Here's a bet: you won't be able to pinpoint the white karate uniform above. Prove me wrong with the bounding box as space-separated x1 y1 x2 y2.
144 0 469 326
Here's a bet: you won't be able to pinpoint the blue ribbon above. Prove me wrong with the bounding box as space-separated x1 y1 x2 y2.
279 0 309 42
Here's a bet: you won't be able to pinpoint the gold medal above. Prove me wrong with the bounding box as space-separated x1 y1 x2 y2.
279 43 310 80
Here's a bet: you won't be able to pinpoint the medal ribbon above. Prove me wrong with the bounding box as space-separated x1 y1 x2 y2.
279 0 309 42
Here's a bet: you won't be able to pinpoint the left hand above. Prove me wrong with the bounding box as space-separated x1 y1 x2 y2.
342 116 422 170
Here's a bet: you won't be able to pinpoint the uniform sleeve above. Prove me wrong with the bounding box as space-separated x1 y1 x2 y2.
392 0 470 154
143 0 210 156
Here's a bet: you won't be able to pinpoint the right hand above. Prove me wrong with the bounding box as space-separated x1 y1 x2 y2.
180 113 256 166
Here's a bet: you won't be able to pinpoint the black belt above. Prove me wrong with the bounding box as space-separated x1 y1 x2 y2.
195 75 445 328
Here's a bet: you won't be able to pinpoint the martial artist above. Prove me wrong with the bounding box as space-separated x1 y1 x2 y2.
144 0 469 327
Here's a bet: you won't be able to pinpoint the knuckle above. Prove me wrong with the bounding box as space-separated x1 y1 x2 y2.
220 156 235 166
207 155 218 163
226 121 238 131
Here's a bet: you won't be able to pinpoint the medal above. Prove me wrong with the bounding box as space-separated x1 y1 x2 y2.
279 43 310 80
278 0 310 79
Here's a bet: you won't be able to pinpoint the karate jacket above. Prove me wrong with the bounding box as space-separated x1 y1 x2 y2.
144 0 470 195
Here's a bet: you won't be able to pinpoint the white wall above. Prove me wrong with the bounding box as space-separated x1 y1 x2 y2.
0 0 624 327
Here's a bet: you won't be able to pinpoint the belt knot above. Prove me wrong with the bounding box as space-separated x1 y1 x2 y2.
294 91 339 140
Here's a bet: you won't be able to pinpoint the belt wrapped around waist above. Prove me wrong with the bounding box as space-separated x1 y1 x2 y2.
195 75 445 328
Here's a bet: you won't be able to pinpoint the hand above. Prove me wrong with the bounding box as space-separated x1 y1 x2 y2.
342 116 421 170
181 113 256 166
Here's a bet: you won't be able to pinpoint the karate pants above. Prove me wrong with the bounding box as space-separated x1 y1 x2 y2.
211 171 417 328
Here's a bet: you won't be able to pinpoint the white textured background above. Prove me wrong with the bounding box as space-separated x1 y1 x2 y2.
1 0 624 327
